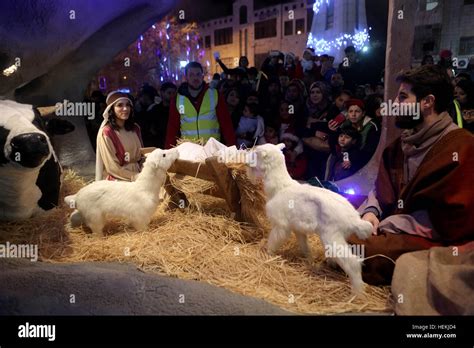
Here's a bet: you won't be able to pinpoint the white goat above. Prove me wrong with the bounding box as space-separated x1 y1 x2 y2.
65 148 178 235
247 143 372 293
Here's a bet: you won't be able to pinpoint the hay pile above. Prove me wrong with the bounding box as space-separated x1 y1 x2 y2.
0 169 393 314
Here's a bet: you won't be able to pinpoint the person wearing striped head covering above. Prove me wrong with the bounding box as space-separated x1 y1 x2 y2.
95 91 143 181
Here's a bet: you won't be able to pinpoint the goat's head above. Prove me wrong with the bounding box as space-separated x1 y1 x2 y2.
246 143 285 182
144 148 179 171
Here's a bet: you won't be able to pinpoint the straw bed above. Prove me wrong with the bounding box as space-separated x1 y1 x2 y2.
0 169 392 314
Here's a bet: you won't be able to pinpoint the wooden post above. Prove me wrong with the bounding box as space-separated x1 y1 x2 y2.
205 156 242 221
383 0 417 145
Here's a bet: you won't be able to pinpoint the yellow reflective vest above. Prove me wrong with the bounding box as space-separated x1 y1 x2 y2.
176 88 221 141
454 99 463 128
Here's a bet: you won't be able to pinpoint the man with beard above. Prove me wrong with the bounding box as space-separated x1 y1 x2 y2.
348 64 474 285
165 61 236 147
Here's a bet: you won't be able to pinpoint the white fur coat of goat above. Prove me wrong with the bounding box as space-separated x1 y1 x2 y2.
65 148 178 235
247 143 372 293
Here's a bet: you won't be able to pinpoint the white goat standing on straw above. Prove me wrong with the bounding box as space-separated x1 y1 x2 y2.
247 143 372 294
65 148 179 236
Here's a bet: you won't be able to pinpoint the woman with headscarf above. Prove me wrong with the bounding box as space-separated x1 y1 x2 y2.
96 91 144 181
302 82 333 179
305 81 331 125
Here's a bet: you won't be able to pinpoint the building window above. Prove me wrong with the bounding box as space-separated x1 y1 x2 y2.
295 18 305 35
214 27 233 46
284 20 293 36
254 18 277 39
464 0 474 4
326 0 334 30
307 8 314 32
240 5 248 24
422 41 435 52
205 35 211 48
459 36 474 55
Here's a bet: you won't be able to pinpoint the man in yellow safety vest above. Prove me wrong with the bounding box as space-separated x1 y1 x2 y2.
165 61 236 148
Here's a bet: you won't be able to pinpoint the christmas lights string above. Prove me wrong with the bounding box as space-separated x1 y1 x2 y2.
308 0 371 53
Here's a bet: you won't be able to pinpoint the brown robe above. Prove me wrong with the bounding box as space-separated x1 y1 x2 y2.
349 128 474 285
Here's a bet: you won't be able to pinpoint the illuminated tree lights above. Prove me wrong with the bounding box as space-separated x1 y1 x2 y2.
307 28 371 53
313 0 330 14
96 17 204 92
309 0 371 53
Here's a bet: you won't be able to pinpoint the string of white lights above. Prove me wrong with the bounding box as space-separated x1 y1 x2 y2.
308 0 371 53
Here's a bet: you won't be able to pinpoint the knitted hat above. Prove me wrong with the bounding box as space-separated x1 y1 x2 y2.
102 91 133 119
345 98 365 110
439 49 452 59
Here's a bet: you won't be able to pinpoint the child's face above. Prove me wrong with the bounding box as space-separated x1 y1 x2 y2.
348 105 365 124
335 93 350 110
283 139 295 150
338 133 355 149
265 126 276 138
226 90 240 107
303 51 313 61
243 106 252 117
279 76 290 87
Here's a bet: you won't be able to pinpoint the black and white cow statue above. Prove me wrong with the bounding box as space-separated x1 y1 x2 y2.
0 100 74 220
